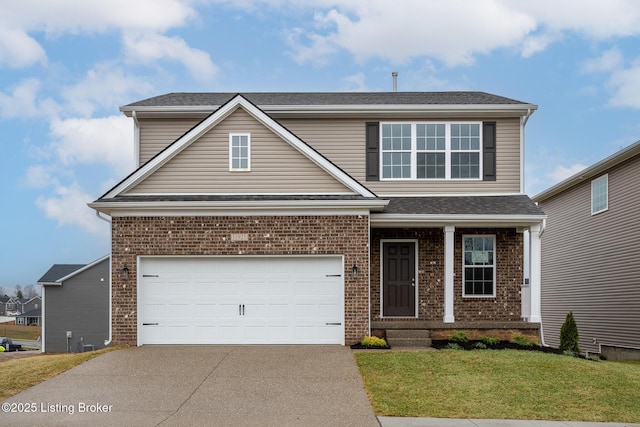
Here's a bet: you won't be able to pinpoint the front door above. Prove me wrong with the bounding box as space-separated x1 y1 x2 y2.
382 242 416 317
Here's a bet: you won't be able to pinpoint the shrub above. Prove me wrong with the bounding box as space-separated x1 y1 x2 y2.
472 342 487 350
360 336 388 348
450 331 469 343
559 311 580 354
481 336 501 346
511 335 536 348
445 343 462 350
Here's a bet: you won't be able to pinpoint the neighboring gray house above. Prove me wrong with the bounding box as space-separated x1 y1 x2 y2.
533 140 640 360
22 296 41 313
15 308 41 326
38 256 110 353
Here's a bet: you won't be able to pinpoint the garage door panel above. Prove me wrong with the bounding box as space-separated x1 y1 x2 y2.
139 256 344 345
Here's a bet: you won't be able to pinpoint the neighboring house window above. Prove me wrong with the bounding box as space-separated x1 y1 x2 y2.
591 174 608 215
381 122 482 180
229 133 251 171
463 235 496 297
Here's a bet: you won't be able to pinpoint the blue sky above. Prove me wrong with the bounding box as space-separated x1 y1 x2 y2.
2 0 640 290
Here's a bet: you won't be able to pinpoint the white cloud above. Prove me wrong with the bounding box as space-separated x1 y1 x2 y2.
0 26 46 68
582 48 640 108
1 0 193 34
341 73 368 91
49 115 135 177
277 0 640 67
123 32 217 81
35 182 109 236
24 165 60 189
582 48 624 74
62 64 154 117
288 1 536 67
0 79 59 119
547 163 588 184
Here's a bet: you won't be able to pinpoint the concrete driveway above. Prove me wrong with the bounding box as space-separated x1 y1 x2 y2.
2 345 379 427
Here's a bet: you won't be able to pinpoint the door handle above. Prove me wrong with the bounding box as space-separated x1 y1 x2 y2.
239 304 245 316
411 278 415 287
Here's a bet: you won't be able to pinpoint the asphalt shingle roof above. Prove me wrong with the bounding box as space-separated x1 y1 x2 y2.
37 264 86 283
382 195 545 216
122 91 531 109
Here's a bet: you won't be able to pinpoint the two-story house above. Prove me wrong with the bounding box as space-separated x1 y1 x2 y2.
89 92 545 346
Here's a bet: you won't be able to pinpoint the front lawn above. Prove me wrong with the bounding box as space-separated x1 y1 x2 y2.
355 349 640 423
0 347 120 400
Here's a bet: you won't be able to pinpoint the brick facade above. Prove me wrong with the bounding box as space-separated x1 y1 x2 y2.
111 215 369 345
371 227 523 323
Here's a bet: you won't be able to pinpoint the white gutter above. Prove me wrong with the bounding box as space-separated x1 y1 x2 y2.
95 211 113 347
520 108 534 194
371 213 546 228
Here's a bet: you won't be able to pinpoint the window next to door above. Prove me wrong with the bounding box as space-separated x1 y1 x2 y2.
462 235 496 297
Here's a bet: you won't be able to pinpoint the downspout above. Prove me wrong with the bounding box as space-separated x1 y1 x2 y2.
536 217 548 347
95 211 113 346
520 108 534 194
132 110 140 168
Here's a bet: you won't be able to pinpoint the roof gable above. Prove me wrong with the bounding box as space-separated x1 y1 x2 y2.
102 94 376 199
38 255 109 285
127 106 353 195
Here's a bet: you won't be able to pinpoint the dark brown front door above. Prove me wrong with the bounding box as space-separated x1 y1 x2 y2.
382 242 416 317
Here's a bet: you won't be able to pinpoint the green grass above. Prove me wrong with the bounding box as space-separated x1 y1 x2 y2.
355 350 640 422
0 347 121 400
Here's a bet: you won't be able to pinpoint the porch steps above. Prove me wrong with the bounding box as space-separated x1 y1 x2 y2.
386 329 432 348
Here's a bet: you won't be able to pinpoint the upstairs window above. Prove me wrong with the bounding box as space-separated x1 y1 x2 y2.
591 174 608 214
381 122 482 180
229 133 251 172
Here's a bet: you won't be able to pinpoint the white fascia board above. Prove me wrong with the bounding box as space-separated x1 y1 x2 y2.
370 214 546 228
122 103 538 117
89 199 389 217
39 282 62 287
109 95 376 199
55 255 110 283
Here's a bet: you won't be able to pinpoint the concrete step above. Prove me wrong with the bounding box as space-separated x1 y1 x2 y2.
386 329 430 339
386 329 432 347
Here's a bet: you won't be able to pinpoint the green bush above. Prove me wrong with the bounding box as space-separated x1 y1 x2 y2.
472 342 488 350
445 343 462 350
559 311 580 354
360 336 388 348
481 336 501 346
511 335 536 348
450 331 469 343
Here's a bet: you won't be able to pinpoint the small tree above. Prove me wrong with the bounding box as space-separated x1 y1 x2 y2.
559 311 580 354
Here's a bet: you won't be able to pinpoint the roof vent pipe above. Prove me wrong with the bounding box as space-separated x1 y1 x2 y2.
392 71 398 91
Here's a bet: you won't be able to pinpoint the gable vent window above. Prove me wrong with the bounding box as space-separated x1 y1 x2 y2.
380 122 483 180
229 133 251 172
591 174 608 215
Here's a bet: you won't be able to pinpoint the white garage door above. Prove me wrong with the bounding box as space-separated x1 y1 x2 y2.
138 256 344 345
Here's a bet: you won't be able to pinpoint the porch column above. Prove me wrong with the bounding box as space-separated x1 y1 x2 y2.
444 225 455 323
528 223 542 323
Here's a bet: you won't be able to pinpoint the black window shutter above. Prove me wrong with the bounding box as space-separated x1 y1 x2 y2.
366 122 380 181
483 121 496 181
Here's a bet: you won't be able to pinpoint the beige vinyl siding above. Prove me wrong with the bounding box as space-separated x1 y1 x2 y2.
128 108 351 194
539 156 640 354
281 117 521 194
138 118 201 165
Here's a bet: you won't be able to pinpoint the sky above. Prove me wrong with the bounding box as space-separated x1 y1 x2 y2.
2 0 640 289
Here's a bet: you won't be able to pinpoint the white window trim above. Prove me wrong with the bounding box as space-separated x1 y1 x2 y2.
591 174 608 215
462 234 496 298
229 133 251 172
380 121 483 181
